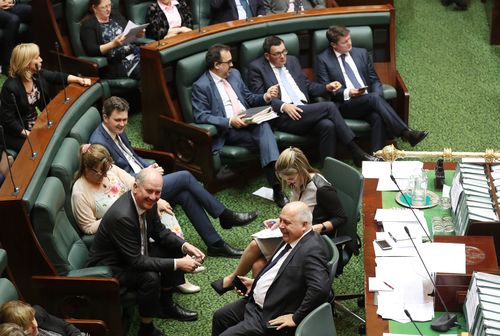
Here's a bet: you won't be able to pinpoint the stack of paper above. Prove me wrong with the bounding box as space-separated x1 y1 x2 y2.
464 272 500 335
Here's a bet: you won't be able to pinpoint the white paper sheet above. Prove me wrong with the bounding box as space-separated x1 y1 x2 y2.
252 187 274 201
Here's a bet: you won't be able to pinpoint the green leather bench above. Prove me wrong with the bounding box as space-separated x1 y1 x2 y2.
0 249 18 305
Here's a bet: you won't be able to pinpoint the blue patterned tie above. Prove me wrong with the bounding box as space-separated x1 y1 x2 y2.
340 54 362 88
259 244 291 276
240 0 253 18
278 67 302 105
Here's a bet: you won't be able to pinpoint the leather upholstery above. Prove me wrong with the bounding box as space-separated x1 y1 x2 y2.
191 0 211 29
69 107 101 145
0 249 18 305
295 302 337 336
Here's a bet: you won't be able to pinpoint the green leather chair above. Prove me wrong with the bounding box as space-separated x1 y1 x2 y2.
191 0 211 29
123 0 155 44
65 0 138 96
68 107 102 145
0 249 18 305
295 303 337 336
176 51 258 173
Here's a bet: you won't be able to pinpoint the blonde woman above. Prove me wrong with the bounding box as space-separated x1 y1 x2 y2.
211 147 347 295
0 300 82 336
0 43 90 152
0 323 25 336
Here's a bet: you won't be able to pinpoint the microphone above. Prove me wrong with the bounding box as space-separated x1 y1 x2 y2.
404 226 458 332
390 174 432 242
0 126 20 195
404 309 423 336
35 63 53 128
11 93 37 160
197 0 207 34
54 42 70 103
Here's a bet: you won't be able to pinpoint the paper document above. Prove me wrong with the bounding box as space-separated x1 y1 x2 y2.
252 228 282 239
361 161 423 179
375 208 426 223
122 21 149 44
420 242 466 274
377 177 409 191
252 187 274 201
242 106 277 124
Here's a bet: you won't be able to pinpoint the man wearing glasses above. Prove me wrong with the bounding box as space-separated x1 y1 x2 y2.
248 35 379 167
192 44 289 208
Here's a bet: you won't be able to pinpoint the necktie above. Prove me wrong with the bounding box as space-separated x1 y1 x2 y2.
221 79 242 117
340 54 362 89
240 0 253 18
140 214 149 256
277 67 302 106
116 136 144 171
259 244 291 276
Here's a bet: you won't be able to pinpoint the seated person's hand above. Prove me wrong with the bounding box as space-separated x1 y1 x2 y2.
268 314 296 330
229 115 248 128
282 103 303 120
235 276 253 296
149 162 164 175
78 77 92 86
176 254 201 273
112 34 126 48
264 84 279 101
179 26 192 33
263 219 279 230
183 242 205 263
136 28 145 38
349 87 366 97
326 81 342 93
157 199 173 215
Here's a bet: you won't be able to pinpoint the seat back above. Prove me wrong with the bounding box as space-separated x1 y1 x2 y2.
239 33 300 83
69 106 102 144
0 249 18 305
191 0 211 29
322 235 340 284
124 0 153 24
31 177 90 275
176 51 208 123
312 26 373 77
321 157 364 259
295 302 337 336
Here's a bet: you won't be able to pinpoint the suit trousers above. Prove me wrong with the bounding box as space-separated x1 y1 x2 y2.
226 122 279 168
115 245 184 318
273 102 356 163
161 171 225 246
339 93 407 152
0 3 32 68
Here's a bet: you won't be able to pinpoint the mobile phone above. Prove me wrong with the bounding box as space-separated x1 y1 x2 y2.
375 239 392 250
232 276 248 295
358 86 368 92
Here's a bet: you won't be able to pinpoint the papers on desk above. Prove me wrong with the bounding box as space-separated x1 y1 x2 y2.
375 208 426 223
362 161 423 179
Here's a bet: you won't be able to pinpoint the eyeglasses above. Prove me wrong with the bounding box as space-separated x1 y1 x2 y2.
269 49 288 57
89 166 110 176
218 59 233 65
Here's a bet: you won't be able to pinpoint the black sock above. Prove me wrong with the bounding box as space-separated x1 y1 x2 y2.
210 239 225 248
264 162 279 186
219 208 232 220
139 322 153 332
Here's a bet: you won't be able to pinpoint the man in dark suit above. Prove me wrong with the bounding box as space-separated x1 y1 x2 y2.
316 25 428 152
90 96 258 258
192 44 288 208
212 201 331 335
248 35 379 167
210 0 266 24
87 168 204 336
263 0 324 14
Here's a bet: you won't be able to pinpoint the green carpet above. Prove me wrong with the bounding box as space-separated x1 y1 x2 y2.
1 1 498 335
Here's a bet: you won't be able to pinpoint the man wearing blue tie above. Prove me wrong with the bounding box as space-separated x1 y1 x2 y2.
316 25 428 152
210 0 266 24
192 44 288 208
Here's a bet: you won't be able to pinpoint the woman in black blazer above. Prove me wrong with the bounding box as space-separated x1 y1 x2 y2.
80 0 145 80
145 0 192 41
0 43 90 152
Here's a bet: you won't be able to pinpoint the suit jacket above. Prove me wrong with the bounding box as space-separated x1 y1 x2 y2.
263 0 325 14
87 191 185 272
210 0 266 24
0 69 67 136
251 231 330 325
34 305 82 336
247 55 327 111
191 69 266 152
90 123 149 175
145 0 192 41
316 47 384 103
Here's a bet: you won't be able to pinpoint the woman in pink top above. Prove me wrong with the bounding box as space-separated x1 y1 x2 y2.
145 0 192 40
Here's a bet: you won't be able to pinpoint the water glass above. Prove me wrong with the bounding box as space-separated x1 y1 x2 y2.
411 170 428 207
442 216 454 233
432 216 444 234
440 196 451 210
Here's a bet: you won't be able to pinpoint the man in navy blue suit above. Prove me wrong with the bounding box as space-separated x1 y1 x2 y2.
316 25 428 152
192 44 288 208
90 96 258 258
248 35 378 167
210 0 266 24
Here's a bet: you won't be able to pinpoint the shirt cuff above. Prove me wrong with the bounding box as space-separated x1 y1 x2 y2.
343 89 351 101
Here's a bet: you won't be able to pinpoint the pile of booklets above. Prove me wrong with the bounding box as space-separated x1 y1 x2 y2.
451 163 499 236
464 272 500 335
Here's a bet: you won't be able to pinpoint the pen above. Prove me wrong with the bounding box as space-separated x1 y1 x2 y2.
388 231 397 242
383 281 394 290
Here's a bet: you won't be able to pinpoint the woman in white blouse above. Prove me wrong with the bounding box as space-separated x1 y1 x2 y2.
145 0 192 40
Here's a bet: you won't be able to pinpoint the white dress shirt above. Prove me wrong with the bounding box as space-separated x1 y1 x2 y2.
333 50 367 101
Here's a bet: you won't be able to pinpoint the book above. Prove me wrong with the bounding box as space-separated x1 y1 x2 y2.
242 106 278 124
122 21 149 45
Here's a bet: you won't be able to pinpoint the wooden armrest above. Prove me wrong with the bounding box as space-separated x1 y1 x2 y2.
394 70 410 125
65 319 107 336
133 148 176 173
48 51 100 77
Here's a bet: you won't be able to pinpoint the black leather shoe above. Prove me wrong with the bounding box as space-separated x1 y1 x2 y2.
138 323 165 336
162 302 198 321
441 0 453 5
207 242 244 258
273 188 289 208
211 278 233 296
353 153 381 168
219 211 258 229
216 165 238 180
405 130 429 147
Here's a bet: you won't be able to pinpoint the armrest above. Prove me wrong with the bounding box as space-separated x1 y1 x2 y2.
65 319 108 336
0 249 6 274
48 51 100 77
79 56 109 69
332 235 352 247
188 123 218 136
31 275 124 335
394 70 410 125
133 148 176 173
67 266 113 278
